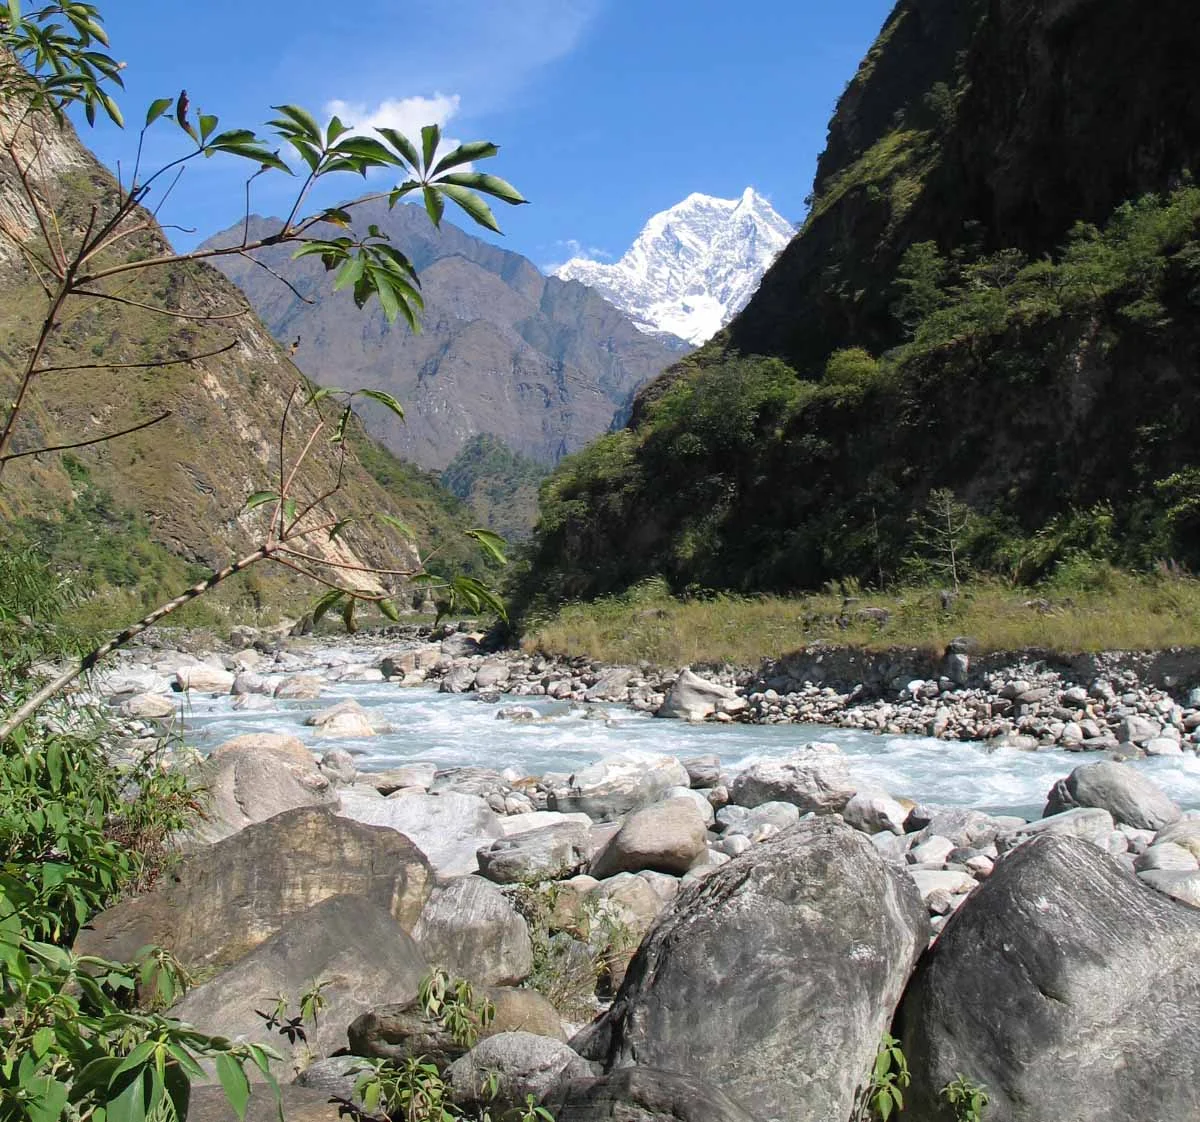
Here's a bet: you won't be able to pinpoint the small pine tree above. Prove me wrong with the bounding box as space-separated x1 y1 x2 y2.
909 487 972 592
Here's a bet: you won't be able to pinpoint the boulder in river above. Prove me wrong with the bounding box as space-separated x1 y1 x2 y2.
586 819 927 1122
655 669 742 721
590 798 708 878
478 821 592 884
729 742 856 814
898 833 1200 1121
547 754 691 822
1044 760 1181 831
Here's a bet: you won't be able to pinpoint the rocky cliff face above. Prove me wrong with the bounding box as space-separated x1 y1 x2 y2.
0 106 464 585
521 0 1200 604
204 205 686 471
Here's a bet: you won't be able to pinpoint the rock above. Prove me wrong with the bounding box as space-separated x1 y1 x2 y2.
909 835 956 866
843 790 908 835
188 1084 341 1122
117 692 177 719
655 669 740 722
413 877 533 986
908 868 976 901
729 742 855 814
319 748 357 786
1043 761 1181 830
478 822 592 884
1137 868 1200 907
910 807 1019 849
498 705 539 721
589 820 927 1122
335 788 504 879
369 762 438 793
170 897 427 1081
945 651 970 687
718 800 800 836
446 1033 593 1112
590 798 708 878
1134 841 1199 872
1153 817 1200 860
231 694 274 712
192 733 332 843
305 699 376 739
349 985 564 1065
999 807 1115 851
227 625 260 650
175 666 235 693
474 660 512 690
898 834 1200 1120
549 1068 754 1122
440 664 477 693
682 754 721 788
273 674 323 700
75 807 432 973
547 754 691 821
294 1057 363 1103
1145 736 1184 756
585 668 634 702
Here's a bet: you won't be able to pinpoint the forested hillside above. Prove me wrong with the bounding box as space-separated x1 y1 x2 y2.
520 0 1200 607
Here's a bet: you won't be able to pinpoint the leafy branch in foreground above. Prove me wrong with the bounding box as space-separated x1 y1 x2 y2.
0 0 524 739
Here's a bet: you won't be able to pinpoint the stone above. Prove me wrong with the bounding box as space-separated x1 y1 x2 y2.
230 671 273 696
117 692 177 719
945 652 970 687
1134 842 1200 873
729 742 855 814
475 660 512 690
584 668 634 702
655 669 741 722
175 666 235 693
412 877 533 986
910 807 1021 850
188 1084 341 1122
843 790 908 835
1043 761 1181 831
335 788 504 879
1118 714 1162 744
478 822 592 884
319 748 357 785
1145 736 1184 756
898 835 1200 1120
1137 868 1200 907
549 1068 755 1122
295 1057 363 1103
170 897 427 1081
498 705 539 721
231 694 274 712
440 664 477 693
305 699 376 739
1153 817 1200 860
908 868 977 901
590 798 708 878
369 762 438 793
446 1033 594 1112
661 785 716 826
273 674 323 700
589 873 667 940
682 754 721 788
547 754 690 821
998 807 1115 851
586 820 927 1122
909 835 956 866
75 807 432 973
191 733 331 844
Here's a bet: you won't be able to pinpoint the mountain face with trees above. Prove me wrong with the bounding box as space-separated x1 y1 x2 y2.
204 206 687 471
520 0 1200 607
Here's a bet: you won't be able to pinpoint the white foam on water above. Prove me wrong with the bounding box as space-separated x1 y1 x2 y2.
182 681 1200 816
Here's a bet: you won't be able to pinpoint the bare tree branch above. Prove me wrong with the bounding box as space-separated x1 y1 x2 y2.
35 340 237 375
1 411 172 463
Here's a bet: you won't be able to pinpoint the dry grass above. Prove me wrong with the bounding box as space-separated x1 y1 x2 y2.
523 573 1200 668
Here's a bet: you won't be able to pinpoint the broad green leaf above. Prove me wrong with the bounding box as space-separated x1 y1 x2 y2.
372 270 403 324
310 588 345 625
320 206 354 228
328 518 354 541
326 114 350 144
144 97 172 127
6 1 21 28
422 184 444 228
215 1054 250 1122
434 183 500 233
389 178 422 207
243 491 277 512
283 135 320 171
420 123 440 172
377 127 420 169
98 89 123 128
24 1075 68 1122
438 170 527 205
465 527 508 566
282 497 298 526
358 388 405 420
332 255 365 292
330 135 396 165
431 139 498 177
379 598 400 622
376 512 415 540
106 1070 148 1122
333 404 351 444
270 103 322 144
199 113 218 143
341 596 357 634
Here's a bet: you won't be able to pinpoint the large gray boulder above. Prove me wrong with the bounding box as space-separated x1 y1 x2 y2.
655 669 741 721
547 754 691 821
478 821 592 884
74 807 432 972
191 733 333 844
413 877 533 986
1044 761 1182 831
446 1033 593 1112
729 742 856 814
897 834 1200 1121
335 788 503 878
589 819 927 1122
170 896 427 1081
549 1068 755 1122
590 798 708 878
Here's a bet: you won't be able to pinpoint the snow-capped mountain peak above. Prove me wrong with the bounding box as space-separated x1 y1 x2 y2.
553 187 794 346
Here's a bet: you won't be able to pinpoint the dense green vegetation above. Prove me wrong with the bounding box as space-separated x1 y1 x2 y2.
519 184 1200 612
440 434 548 541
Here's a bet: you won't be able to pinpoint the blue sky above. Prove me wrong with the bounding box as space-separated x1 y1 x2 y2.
75 0 895 268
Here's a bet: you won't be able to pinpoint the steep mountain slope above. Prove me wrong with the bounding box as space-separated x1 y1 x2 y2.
521 0 1200 606
554 188 794 345
203 205 686 471
0 105 478 599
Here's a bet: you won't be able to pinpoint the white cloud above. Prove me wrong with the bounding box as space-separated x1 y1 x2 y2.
542 238 612 272
324 92 461 139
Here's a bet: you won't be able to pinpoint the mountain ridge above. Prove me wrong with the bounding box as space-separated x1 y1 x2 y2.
554 187 795 345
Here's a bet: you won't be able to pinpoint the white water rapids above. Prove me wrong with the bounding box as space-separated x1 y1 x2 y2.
179 645 1200 821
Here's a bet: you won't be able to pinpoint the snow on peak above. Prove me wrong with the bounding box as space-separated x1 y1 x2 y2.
554 188 794 345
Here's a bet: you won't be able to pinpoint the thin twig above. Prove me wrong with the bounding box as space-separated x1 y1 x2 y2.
72 288 248 321
34 340 236 374
275 546 419 578
237 249 314 304
0 411 172 463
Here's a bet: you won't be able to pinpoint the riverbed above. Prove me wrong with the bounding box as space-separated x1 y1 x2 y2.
179 644 1200 819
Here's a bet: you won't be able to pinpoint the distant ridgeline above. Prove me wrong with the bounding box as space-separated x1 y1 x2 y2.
519 0 1200 607
440 434 549 542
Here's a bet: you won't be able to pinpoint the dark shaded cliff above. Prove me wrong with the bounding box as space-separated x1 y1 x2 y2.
521 0 1200 606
